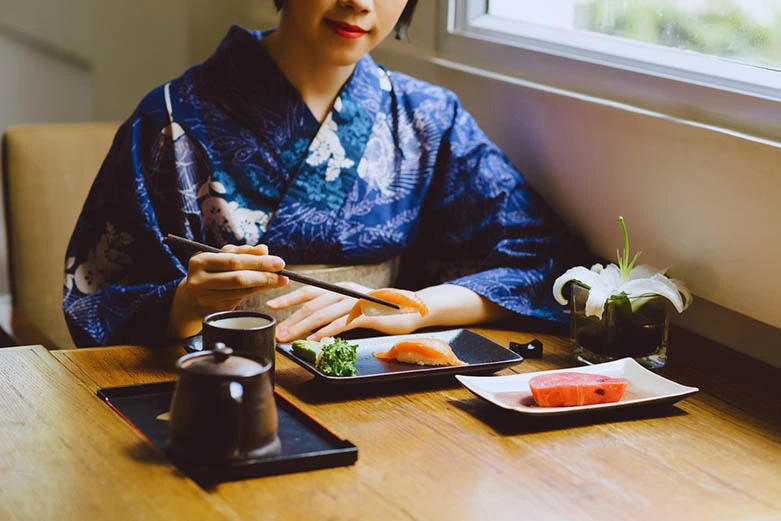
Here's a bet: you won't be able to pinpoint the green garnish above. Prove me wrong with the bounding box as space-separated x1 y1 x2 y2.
315 337 359 377
617 216 642 283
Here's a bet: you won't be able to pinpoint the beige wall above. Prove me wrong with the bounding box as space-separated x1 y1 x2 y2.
0 0 91 59
89 0 262 120
0 0 262 121
89 0 263 120
88 0 188 120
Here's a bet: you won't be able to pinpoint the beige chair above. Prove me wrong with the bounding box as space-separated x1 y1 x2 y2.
2 122 119 349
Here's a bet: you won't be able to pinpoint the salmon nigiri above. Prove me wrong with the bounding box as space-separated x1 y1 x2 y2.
528 372 627 407
373 337 466 366
346 288 429 324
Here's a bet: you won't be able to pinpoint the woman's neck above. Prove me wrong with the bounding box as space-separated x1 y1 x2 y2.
261 32 355 123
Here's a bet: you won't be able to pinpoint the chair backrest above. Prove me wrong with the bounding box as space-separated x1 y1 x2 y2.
2 122 119 349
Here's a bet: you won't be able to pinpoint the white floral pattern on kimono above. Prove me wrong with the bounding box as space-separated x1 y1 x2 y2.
199 177 270 244
357 113 396 195
377 67 392 92
64 223 133 295
305 98 355 181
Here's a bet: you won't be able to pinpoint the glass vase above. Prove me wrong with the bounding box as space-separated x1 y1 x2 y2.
569 284 669 369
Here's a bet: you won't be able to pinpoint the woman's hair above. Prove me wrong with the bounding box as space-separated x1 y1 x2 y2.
273 0 418 40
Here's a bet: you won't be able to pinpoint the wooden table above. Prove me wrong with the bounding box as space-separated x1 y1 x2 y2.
0 345 238 521
3 327 780 521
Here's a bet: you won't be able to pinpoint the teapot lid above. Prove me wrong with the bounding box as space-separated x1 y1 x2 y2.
177 343 269 378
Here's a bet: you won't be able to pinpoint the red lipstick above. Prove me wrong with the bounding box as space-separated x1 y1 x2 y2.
325 20 367 40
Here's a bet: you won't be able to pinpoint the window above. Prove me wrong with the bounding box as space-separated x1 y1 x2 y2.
443 0 781 139
488 0 781 72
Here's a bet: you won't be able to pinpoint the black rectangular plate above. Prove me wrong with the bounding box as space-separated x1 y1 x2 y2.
277 329 523 385
97 381 358 485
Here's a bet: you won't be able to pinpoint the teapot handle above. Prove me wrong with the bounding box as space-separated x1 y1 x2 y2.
219 380 243 457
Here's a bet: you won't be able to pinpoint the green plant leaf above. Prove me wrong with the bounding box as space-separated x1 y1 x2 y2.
617 216 642 282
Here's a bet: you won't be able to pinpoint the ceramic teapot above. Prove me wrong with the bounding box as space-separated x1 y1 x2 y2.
167 343 281 463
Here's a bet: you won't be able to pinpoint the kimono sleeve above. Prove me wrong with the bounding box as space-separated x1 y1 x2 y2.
401 99 591 323
62 102 199 347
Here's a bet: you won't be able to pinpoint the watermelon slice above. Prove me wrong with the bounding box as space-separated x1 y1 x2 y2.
528 372 627 407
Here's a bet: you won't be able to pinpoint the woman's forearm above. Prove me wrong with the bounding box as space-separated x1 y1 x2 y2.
417 284 512 329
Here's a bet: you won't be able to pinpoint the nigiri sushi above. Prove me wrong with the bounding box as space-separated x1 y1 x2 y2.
528 372 627 407
346 288 429 324
373 337 466 366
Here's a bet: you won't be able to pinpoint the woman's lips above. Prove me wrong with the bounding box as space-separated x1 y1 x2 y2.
325 20 367 39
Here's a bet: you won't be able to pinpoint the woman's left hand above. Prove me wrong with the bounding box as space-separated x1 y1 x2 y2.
267 283 426 343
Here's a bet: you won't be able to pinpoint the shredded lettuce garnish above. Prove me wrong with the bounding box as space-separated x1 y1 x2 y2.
315 337 359 377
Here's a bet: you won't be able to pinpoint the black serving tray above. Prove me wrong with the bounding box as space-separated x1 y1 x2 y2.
278 329 524 385
97 381 358 485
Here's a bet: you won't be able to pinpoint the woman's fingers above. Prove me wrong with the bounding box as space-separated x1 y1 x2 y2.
275 299 426 343
269 282 378 342
268 281 372 310
221 243 269 255
181 245 291 320
190 251 285 274
187 249 289 292
188 268 288 291
266 285 326 310
275 293 353 342
307 315 351 341
307 312 423 342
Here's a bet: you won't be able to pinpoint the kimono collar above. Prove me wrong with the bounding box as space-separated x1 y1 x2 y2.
196 24 386 137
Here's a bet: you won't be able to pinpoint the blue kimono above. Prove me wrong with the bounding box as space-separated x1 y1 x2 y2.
63 25 586 347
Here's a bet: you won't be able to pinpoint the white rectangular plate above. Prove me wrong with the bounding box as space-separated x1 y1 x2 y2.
456 358 699 416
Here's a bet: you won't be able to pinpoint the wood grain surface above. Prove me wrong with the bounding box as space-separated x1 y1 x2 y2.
0 346 239 521
48 326 781 521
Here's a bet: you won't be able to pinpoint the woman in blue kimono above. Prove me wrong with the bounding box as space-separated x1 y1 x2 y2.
63 0 587 347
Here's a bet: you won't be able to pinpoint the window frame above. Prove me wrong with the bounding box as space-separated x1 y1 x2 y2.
440 0 781 142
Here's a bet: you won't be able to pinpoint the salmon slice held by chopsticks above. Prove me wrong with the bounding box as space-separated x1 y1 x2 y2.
345 288 429 324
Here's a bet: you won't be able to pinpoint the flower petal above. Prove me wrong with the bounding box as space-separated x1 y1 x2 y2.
552 266 603 305
628 264 664 280
620 274 686 313
600 264 623 288
584 283 613 319
670 277 693 311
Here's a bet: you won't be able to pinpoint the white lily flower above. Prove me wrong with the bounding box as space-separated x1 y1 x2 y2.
553 263 691 319
553 217 692 319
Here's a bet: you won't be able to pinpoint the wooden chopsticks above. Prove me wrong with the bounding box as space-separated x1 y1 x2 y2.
163 234 400 310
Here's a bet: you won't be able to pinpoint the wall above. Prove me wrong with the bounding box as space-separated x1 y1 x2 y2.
88 0 188 120
88 0 259 120
0 0 260 124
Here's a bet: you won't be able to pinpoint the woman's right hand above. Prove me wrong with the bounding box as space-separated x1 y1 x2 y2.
167 243 289 339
